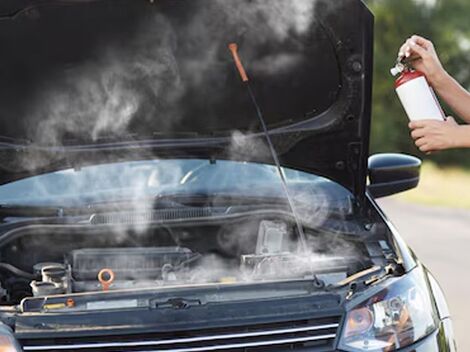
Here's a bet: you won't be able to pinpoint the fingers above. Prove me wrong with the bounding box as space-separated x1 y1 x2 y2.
408 117 457 153
408 41 429 59
398 43 408 58
399 38 415 57
419 144 433 154
411 35 433 49
410 125 430 152
409 120 445 153
398 35 433 58
408 119 438 129
399 38 418 58
415 138 433 153
410 118 456 132
405 39 418 57
411 128 426 140
415 137 427 147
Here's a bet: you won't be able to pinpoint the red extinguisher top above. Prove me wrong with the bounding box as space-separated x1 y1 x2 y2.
394 70 425 89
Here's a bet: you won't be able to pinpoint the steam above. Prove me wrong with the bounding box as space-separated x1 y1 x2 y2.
1 0 371 295
22 0 320 146
291 186 333 229
30 14 182 144
179 219 361 286
251 53 304 76
214 0 315 41
228 131 272 161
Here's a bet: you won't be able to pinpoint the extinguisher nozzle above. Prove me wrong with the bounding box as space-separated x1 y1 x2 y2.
390 66 401 77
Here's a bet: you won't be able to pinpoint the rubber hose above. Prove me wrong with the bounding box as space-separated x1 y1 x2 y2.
0 263 38 280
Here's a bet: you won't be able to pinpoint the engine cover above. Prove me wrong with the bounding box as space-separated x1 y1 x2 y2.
67 247 197 281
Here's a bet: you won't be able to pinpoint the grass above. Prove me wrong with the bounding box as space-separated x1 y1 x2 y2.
393 162 470 209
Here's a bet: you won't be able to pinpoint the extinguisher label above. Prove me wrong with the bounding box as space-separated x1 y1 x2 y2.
396 76 445 121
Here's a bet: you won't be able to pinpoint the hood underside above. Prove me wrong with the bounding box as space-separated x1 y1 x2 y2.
0 0 373 197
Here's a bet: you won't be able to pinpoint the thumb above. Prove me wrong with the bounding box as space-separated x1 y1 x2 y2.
445 116 457 125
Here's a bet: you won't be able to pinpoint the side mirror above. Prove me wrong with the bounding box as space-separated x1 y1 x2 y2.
368 153 421 198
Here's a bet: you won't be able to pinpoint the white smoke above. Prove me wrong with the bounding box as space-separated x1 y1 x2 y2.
228 130 272 161
1 0 372 296
23 0 320 146
216 0 316 41
29 14 182 145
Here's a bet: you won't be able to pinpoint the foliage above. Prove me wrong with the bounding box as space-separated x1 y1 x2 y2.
365 0 470 167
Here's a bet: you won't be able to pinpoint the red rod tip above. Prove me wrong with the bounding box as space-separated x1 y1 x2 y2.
228 42 249 82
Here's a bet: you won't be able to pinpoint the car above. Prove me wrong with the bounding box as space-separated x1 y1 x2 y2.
0 0 457 351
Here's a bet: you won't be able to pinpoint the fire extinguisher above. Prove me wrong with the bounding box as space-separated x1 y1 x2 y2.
391 60 445 121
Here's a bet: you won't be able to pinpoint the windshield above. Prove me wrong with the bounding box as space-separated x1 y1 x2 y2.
0 159 352 209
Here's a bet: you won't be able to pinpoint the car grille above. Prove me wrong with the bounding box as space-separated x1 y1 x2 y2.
20 316 341 352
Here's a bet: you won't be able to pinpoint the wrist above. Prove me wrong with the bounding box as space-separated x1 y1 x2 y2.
431 70 452 92
454 125 470 148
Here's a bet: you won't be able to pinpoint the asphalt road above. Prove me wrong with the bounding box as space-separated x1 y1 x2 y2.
378 198 470 351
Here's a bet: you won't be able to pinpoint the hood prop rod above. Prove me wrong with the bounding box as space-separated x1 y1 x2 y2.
228 43 308 253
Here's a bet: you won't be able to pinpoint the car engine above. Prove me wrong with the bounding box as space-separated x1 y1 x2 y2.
0 216 383 304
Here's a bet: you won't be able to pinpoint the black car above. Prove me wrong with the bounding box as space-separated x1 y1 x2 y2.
0 0 456 351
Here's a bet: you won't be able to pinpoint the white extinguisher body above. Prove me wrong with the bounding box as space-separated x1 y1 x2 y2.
395 70 445 121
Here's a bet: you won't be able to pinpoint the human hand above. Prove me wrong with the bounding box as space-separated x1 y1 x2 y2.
409 117 460 153
399 35 447 88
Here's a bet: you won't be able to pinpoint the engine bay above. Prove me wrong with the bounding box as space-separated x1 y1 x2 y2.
0 215 389 305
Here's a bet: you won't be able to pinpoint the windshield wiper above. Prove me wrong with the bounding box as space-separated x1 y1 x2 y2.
0 205 66 218
0 196 190 218
154 192 291 207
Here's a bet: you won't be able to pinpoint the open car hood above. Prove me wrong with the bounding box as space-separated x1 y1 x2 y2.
0 0 373 199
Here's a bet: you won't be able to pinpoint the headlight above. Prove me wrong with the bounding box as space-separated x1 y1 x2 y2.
0 336 20 352
0 325 21 352
0 335 20 352
338 269 438 351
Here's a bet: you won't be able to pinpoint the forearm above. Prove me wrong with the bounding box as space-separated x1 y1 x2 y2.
433 72 470 123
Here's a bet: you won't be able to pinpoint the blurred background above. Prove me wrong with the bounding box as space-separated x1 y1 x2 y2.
365 0 470 349
367 0 470 166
